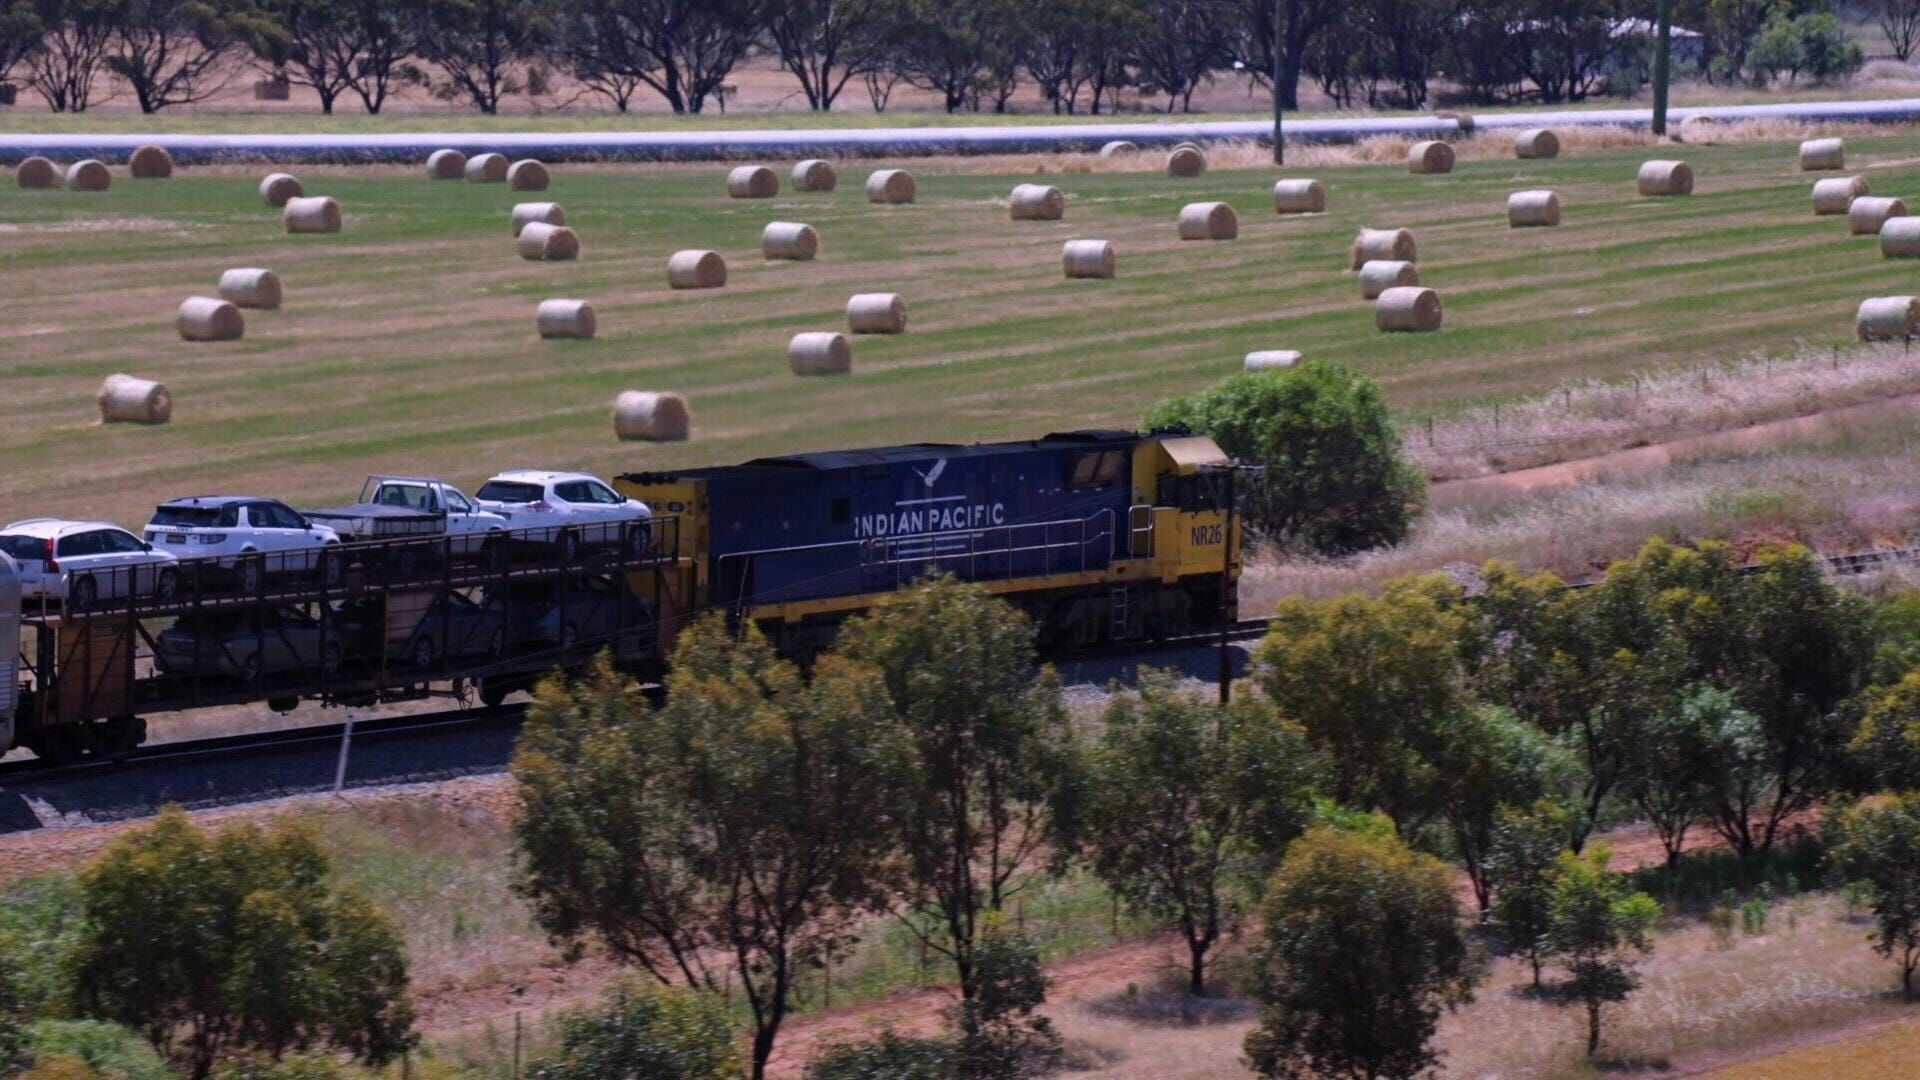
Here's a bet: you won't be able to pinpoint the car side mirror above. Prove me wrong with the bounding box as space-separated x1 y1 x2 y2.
142 542 153 552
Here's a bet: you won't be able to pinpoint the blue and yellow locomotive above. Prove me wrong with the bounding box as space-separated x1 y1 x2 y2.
615 429 1241 656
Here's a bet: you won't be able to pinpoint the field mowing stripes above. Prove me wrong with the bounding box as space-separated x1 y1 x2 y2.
4 133 1920 529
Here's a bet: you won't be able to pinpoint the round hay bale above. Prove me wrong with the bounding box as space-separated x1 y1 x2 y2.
1098 140 1138 158
1408 140 1455 174
510 201 565 237
218 268 281 310
1812 175 1870 216
1507 189 1562 228
259 172 303 207
1514 128 1560 160
728 165 779 199
792 159 837 191
1063 239 1116 279
465 152 508 183
16 156 57 189
65 159 110 191
613 391 690 442
1171 140 1203 155
762 221 819 261
847 292 907 334
97 374 171 425
517 222 580 261
1850 196 1907 236
283 195 341 234
1637 160 1693 196
507 159 550 191
1358 260 1419 300
1677 114 1718 143
1882 217 1920 259
866 168 916 204
1165 145 1206 177
1799 137 1845 172
1244 350 1301 372
426 148 467 180
176 296 244 342
667 249 727 289
1858 296 1920 341
1349 227 1417 270
128 145 173 179
1272 178 1326 215
1376 286 1442 333
789 331 852 375
1177 201 1238 241
1009 183 1065 221
537 299 596 339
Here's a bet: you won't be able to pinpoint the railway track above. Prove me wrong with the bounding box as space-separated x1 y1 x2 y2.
0 704 527 786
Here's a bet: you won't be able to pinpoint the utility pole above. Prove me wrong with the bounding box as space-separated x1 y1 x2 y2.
1651 0 1673 137
1272 0 1285 165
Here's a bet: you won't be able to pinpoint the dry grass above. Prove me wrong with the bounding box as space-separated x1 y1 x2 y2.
1438 896 1907 1078
1407 343 1920 480
1243 398 1920 609
1704 1016 1920 1079
1044 895 1908 1078
1000 119 1912 177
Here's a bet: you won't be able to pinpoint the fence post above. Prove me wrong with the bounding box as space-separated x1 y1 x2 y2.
332 715 355 794
512 1013 522 1080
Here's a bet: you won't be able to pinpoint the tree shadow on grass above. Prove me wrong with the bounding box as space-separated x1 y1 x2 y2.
1085 984 1256 1028
1591 1053 1675 1072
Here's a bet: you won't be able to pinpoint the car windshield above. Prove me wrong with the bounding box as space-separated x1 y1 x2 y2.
150 505 226 527
476 481 544 503
0 535 46 561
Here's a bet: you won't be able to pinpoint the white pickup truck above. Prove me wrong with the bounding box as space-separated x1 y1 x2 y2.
303 476 507 556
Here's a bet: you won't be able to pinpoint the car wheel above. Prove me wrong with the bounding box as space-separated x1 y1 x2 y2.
479 683 509 708
321 642 343 676
239 654 263 683
561 530 580 561
240 556 263 594
628 524 652 559
154 569 179 601
318 548 343 587
70 575 98 610
267 696 300 715
413 635 436 670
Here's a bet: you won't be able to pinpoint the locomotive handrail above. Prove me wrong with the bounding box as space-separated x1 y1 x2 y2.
1127 504 1154 559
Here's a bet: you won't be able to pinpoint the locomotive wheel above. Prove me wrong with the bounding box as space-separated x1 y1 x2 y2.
101 716 144 758
38 724 91 765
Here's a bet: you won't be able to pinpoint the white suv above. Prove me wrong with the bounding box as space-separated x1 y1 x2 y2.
0 519 180 608
474 470 653 556
143 497 342 590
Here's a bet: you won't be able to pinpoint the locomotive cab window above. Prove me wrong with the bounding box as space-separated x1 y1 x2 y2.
831 497 852 525
1067 450 1124 489
1158 473 1230 511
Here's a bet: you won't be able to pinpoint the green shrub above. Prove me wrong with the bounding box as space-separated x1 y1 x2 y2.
804 1031 953 1080
25 1021 173 1080
526 980 739 1080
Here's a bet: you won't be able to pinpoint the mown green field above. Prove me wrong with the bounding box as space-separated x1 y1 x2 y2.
2 131 1915 528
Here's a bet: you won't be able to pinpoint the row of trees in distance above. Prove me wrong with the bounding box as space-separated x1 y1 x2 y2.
0 0 1885 115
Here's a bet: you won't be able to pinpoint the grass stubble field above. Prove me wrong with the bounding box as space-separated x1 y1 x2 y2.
7 126 1920 532
13 124 1920 1076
